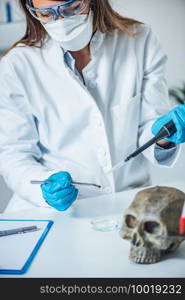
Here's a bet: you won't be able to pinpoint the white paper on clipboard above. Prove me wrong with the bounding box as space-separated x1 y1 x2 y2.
0 220 53 273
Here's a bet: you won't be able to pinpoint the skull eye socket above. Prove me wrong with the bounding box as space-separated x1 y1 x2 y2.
144 221 160 234
125 215 137 228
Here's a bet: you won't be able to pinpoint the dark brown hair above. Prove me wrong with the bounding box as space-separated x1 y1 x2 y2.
12 0 142 49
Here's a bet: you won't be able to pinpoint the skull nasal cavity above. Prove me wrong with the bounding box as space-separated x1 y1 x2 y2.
132 233 141 247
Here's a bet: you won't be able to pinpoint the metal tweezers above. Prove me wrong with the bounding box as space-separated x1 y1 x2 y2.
30 180 101 189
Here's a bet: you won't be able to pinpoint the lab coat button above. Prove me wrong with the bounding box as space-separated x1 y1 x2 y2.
98 148 107 157
89 82 97 89
95 118 102 127
86 72 95 79
92 36 98 43
101 158 109 167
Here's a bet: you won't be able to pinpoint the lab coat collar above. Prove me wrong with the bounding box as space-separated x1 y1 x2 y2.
90 30 106 51
43 30 106 67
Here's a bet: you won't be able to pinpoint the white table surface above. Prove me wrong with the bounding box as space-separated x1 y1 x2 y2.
1 181 185 278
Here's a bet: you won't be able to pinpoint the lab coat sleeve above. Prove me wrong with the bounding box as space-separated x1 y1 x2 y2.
138 26 181 167
154 144 180 166
0 57 58 208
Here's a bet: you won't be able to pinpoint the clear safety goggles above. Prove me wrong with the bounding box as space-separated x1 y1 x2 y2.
26 0 88 24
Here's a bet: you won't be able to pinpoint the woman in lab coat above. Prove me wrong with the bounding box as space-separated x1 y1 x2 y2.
0 0 181 212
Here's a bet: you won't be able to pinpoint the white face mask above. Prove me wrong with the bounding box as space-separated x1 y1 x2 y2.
43 9 93 51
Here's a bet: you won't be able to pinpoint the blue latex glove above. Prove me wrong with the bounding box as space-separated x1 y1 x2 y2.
152 103 185 144
41 172 78 211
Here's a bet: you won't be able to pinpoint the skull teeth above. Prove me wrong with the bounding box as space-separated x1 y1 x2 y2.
132 255 160 264
130 248 161 264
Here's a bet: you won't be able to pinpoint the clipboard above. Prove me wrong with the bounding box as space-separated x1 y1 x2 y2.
0 219 53 275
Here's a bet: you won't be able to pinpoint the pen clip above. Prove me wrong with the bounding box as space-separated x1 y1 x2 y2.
22 227 39 233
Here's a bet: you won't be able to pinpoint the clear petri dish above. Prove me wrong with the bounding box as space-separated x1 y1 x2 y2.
90 218 121 232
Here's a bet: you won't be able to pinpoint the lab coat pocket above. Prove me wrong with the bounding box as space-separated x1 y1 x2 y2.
111 93 141 151
111 93 141 118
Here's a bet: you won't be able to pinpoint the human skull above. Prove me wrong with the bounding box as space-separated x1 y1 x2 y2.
119 186 185 264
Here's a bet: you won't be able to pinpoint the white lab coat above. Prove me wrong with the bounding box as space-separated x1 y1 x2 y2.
0 24 179 212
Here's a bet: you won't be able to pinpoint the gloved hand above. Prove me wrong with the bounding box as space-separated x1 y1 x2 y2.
41 172 78 211
152 103 185 144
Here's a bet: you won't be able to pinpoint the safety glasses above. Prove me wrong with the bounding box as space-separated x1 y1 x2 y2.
26 0 88 24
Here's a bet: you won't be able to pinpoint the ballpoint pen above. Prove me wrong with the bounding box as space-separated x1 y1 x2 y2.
0 225 38 237
30 180 101 189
